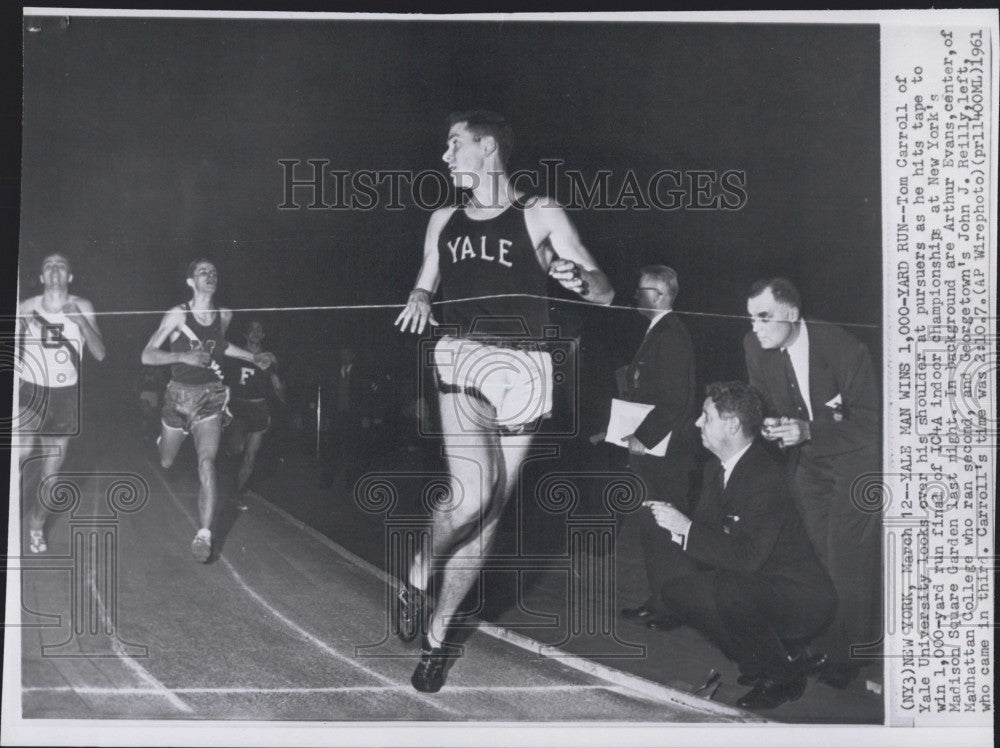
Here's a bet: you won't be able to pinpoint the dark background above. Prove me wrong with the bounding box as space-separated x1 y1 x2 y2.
15 15 881 430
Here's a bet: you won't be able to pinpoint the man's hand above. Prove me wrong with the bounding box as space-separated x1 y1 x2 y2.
394 288 437 334
622 433 647 456
254 351 277 370
588 431 607 445
646 501 692 539
179 350 211 367
761 416 810 447
548 259 590 297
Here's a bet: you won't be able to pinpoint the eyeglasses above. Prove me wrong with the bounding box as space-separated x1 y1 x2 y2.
634 287 664 296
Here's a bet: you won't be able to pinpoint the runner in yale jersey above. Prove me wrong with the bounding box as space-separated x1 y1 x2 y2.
394 110 614 692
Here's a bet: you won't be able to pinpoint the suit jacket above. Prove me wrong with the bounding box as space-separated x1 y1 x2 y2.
744 320 879 460
626 311 696 455
330 362 375 419
685 441 832 592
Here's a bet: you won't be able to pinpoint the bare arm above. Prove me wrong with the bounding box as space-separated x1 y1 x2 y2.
60 297 106 361
142 307 210 367
270 370 287 405
216 309 276 369
15 299 29 338
394 207 453 334
225 343 276 369
525 197 614 305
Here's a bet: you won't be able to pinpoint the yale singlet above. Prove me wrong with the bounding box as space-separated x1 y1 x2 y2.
437 198 550 340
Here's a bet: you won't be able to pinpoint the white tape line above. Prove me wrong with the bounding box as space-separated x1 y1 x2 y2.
13 293 880 330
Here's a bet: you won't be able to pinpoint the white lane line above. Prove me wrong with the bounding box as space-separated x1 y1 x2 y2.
26 685 619 695
19 468 193 716
258 497 761 722
148 462 460 718
85 571 194 714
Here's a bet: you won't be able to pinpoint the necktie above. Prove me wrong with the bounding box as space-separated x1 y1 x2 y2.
781 348 810 421
707 461 725 501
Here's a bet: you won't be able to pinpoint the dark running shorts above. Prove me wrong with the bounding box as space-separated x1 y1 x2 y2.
17 381 79 436
230 398 271 435
162 380 230 433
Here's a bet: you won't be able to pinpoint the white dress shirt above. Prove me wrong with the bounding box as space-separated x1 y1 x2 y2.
720 441 754 489
644 309 672 336
782 321 813 420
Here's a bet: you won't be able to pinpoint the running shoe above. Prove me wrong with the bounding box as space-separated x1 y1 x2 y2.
28 529 47 554
191 532 211 563
411 635 461 693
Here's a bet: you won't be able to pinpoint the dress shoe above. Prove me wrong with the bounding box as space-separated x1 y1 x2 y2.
621 604 660 622
411 636 460 693
644 613 683 632
736 674 807 710
396 583 428 643
817 662 861 690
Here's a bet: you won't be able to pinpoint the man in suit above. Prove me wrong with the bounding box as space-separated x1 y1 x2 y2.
617 265 697 630
324 345 375 486
649 381 836 710
744 277 881 689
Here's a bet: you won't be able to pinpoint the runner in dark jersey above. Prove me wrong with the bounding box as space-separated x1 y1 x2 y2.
16 253 105 554
394 111 614 692
225 318 286 509
142 259 276 562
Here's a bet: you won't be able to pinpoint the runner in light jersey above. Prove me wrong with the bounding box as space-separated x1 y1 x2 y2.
16 253 106 554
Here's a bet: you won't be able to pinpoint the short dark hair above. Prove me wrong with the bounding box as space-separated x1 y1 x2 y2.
40 253 72 273
448 110 514 168
640 264 679 302
705 381 764 437
748 276 801 310
244 317 264 336
186 257 216 278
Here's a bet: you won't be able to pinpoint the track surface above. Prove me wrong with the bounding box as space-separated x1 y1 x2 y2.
14 439 748 723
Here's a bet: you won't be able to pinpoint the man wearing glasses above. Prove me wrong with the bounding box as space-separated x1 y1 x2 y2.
618 265 698 631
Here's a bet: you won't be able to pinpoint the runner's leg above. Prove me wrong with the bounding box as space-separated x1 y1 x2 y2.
237 429 264 495
190 415 222 531
158 423 187 468
28 436 69 530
